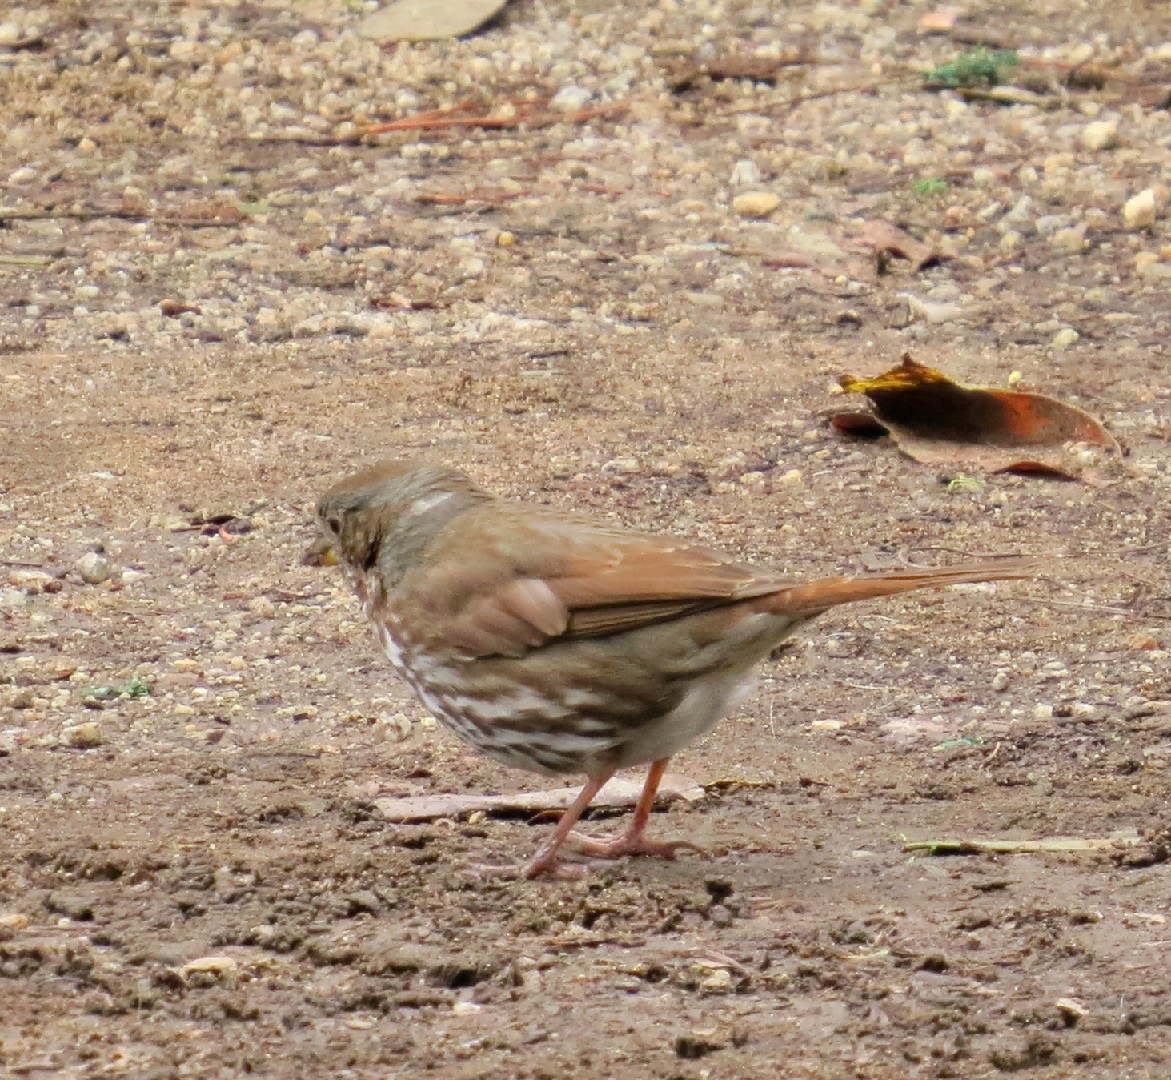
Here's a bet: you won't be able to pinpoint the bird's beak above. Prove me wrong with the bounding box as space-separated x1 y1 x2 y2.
302 534 340 568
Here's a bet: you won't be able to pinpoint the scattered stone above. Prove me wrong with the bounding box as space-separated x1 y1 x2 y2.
549 85 593 112
1135 253 1171 280
5 687 35 709
181 956 240 981
1003 195 1034 224
376 713 414 741
75 551 112 585
0 23 23 45
1050 226 1086 253
1051 327 1079 348
0 587 29 611
700 968 734 991
1081 120 1118 151
62 721 103 748
731 191 780 218
1034 214 1068 237
248 595 277 618
1055 997 1088 1021
676 1029 727 1060
902 294 964 324
992 671 1010 692
1123 188 1158 230
8 569 55 592
1034 703 1054 721
729 159 761 186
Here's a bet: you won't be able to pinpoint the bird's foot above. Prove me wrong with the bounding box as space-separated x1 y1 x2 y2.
567 829 704 862
472 858 589 881
474 835 702 880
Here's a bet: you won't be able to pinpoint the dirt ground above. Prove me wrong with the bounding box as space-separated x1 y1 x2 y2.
2 1 1171 1077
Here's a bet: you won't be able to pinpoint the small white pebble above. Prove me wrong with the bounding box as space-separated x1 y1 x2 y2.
1081 119 1118 151
1123 188 1158 230
700 968 734 991
75 551 112 585
549 85 592 112
729 159 761 186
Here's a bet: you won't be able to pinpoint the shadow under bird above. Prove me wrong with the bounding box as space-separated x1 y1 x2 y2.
306 460 1034 878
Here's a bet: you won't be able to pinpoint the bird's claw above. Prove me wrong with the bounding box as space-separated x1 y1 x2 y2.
567 830 704 862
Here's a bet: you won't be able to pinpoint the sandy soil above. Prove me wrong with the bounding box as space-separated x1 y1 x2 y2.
2 1 1170 1076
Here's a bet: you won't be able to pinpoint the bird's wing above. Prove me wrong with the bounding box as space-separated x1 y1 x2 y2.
410 507 788 658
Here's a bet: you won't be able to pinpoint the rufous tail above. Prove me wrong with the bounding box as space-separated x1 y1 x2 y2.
772 558 1038 619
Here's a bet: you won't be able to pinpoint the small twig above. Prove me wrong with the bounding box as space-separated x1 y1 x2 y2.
249 101 627 147
735 81 875 117
1015 595 1171 621
899 544 1033 563
415 189 531 206
690 949 752 976
0 253 55 266
152 216 245 228
905 834 1142 855
978 742 1002 770
0 207 244 228
574 181 630 196
360 101 627 137
0 207 148 223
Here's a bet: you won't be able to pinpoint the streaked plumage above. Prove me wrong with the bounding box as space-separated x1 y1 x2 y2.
308 460 1034 877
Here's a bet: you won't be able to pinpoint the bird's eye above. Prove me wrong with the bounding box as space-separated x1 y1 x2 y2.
325 515 342 534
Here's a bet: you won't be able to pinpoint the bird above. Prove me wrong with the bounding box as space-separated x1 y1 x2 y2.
305 459 1033 878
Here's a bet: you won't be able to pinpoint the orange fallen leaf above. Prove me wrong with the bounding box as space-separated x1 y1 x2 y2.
835 354 1119 479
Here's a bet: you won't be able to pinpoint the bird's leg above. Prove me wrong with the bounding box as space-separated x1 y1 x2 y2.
520 772 614 878
568 758 703 862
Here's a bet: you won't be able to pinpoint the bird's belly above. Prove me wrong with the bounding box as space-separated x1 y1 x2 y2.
372 619 616 776
608 671 757 771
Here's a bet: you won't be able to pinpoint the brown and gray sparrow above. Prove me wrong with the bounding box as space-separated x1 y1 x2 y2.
307 460 1032 877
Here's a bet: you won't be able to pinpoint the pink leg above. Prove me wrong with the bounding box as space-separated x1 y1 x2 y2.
521 771 614 878
568 758 703 863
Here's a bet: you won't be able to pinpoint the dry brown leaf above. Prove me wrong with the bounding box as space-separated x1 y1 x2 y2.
835 354 1119 479
854 220 940 271
375 773 705 823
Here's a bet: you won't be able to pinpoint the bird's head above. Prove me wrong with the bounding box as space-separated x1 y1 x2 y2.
304 460 489 585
